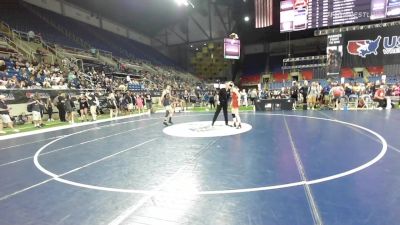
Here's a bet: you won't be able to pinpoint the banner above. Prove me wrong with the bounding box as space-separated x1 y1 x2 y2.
343 26 400 67
327 34 343 76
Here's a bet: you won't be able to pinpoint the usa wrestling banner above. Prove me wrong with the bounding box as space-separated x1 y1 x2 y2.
342 25 400 67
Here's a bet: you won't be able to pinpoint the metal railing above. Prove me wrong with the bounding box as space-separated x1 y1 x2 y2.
3 36 35 61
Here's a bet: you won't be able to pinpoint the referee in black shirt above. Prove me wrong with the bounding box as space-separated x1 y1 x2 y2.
212 82 233 126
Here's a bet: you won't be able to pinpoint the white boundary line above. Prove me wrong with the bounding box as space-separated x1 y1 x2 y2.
0 136 63 151
162 121 252 137
318 111 400 154
32 113 388 195
283 117 323 225
107 167 187 225
0 113 213 201
0 139 156 202
0 123 158 167
0 113 211 167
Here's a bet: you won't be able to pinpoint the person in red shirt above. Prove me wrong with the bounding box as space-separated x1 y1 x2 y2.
374 85 387 109
231 85 242 129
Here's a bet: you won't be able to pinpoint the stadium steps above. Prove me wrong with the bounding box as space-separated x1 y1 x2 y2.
142 63 158 73
98 54 118 68
22 3 87 50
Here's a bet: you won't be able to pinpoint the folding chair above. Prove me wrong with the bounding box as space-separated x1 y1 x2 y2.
348 94 359 110
337 96 349 110
360 94 376 109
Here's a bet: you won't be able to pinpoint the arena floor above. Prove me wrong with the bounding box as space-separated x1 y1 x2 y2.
0 111 399 225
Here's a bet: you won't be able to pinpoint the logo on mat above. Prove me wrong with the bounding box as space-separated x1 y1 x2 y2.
347 36 381 58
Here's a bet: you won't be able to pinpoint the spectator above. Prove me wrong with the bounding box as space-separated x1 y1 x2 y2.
78 94 89 122
374 85 387 109
45 96 54 121
308 82 318 110
290 83 299 110
27 93 44 128
330 83 345 110
126 92 134 114
0 80 6 89
241 89 248 107
135 94 144 114
107 93 118 118
54 93 66 122
87 92 98 121
0 95 19 133
64 94 75 123
250 89 257 105
209 91 215 109
145 92 152 112
300 81 309 105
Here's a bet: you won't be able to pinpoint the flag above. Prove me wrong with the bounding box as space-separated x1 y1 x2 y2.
255 0 273 28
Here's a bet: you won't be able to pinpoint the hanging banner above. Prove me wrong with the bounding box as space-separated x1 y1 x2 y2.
327 33 343 76
342 25 400 67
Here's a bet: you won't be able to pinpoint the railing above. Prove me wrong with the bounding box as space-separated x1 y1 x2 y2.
0 21 12 36
3 36 35 61
11 31 38 60
98 49 112 58
0 50 12 58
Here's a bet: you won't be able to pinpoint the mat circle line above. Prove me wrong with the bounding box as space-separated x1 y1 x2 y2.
33 113 388 195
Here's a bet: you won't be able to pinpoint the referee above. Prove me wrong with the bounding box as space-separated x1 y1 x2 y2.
211 81 233 126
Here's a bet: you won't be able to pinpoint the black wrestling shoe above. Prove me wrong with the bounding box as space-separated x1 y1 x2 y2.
237 124 242 129
163 121 169 126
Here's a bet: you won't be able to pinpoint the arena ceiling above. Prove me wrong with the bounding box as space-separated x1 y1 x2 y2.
63 0 315 45
63 0 226 36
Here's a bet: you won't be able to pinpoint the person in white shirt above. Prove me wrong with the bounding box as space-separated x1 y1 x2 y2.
241 89 248 107
308 82 318 110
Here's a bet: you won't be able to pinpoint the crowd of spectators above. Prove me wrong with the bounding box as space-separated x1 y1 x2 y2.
0 52 212 134
0 54 204 94
259 79 400 110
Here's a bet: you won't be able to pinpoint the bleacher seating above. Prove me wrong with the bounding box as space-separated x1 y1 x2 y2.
29 5 180 68
0 5 79 48
0 2 181 69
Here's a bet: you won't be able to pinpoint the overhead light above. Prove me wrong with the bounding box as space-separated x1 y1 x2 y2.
196 48 199 51
244 16 250 22
204 43 207 46
190 45 193 48
174 0 194 8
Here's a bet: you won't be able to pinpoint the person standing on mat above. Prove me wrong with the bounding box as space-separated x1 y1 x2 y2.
160 85 173 126
212 82 232 126
231 85 242 129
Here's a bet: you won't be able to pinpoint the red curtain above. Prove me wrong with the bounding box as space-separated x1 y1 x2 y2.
240 75 261 85
367 66 384 75
341 68 354 78
302 70 314 80
273 73 289 82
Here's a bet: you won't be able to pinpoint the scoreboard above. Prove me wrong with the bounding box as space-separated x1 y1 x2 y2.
280 0 400 32
224 38 241 60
